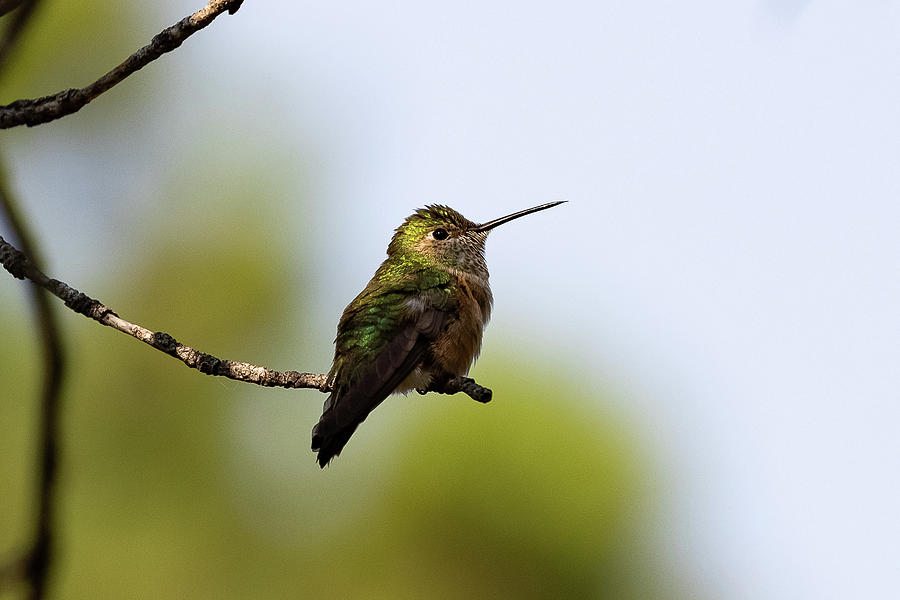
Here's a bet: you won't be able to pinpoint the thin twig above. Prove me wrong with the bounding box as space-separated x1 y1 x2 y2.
0 156 64 600
0 0 27 17
0 0 244 128
0 232 328 389
0 0 41 74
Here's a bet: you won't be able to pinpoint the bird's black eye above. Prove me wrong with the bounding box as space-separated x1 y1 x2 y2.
432 228 449 240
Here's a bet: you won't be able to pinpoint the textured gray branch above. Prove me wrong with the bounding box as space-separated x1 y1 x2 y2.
0 233 329 390
0 0 245 128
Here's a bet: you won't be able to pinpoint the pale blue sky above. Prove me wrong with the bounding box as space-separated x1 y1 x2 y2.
4 1 899 598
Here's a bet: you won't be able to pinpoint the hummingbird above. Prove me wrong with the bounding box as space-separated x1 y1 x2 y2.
311 201 565 467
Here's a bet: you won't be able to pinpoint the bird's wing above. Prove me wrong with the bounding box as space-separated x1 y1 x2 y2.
312 283 451 467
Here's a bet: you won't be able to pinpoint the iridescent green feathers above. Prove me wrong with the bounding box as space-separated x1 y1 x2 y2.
381 205 477 270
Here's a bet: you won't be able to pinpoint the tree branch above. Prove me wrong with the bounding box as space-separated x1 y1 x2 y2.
0 232 495 403
0 0 245 129
0 155 64 600
0 0 42 75
0 233 328 389
0 233 495 403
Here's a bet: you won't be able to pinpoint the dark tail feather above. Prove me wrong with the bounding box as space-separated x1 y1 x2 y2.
311 417 360 468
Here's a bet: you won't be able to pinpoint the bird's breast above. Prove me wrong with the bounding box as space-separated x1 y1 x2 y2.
431 275 493 376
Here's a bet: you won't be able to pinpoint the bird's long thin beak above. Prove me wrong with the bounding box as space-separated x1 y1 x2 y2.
472 201 567 232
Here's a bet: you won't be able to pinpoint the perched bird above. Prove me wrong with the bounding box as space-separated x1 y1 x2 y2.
312 201 565 467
